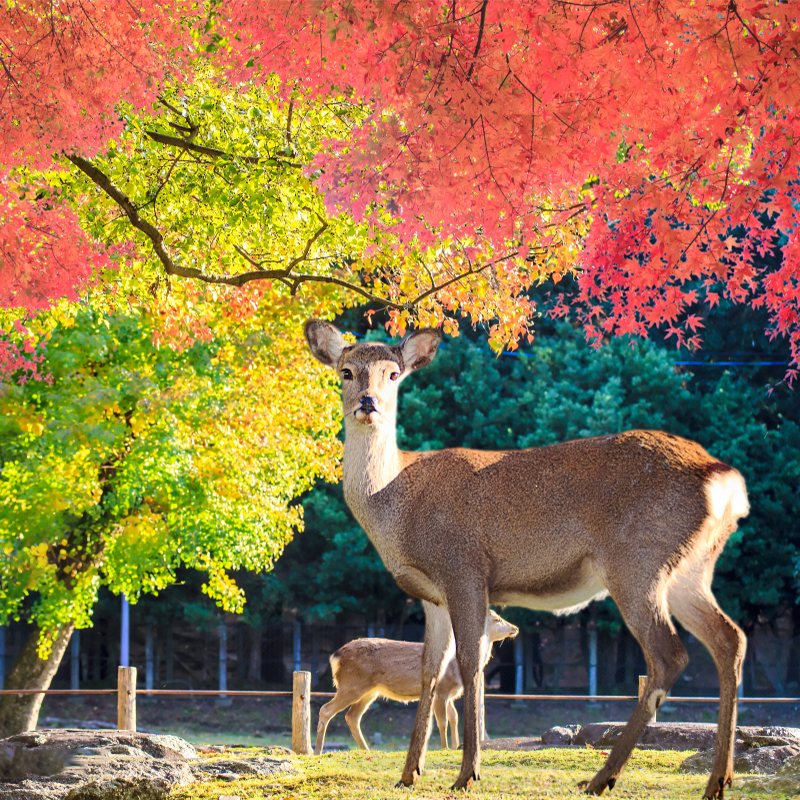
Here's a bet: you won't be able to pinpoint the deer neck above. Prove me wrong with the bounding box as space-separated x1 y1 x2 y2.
342 415 403 505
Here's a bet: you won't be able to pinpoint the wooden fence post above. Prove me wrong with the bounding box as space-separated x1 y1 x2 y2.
118 666 137 731
639 674 656 724
292 670 312 755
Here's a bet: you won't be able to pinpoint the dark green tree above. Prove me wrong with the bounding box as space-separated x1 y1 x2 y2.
269 320 799 646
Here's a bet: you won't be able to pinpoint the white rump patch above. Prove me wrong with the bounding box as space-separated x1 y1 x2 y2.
705 470 749 520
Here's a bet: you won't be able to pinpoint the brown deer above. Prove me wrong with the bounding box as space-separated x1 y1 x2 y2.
304 320 748 798
314 607 518 754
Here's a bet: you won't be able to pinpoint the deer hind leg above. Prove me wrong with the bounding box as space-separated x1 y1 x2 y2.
315 689 368 755
669 570 746 799
399 601 454 787
345 691 380 751
433 692 450 749
450 594 490 791
447 697 460 750
583 594 688 795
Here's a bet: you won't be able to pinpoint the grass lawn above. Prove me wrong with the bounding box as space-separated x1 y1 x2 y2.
170 747 793 800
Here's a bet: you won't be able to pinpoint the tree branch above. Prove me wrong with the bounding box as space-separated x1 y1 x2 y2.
286 98 294 144
143 130 304 167
65 154 532 314
410 249 519 306
465 0 488 81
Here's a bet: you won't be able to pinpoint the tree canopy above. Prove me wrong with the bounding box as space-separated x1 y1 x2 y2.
1 2 798 380
0 307 341 654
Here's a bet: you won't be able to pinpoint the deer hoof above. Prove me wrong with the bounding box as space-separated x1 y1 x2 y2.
577 778 607 795
396 768 420 789
702 774 731 798
450 771 479 791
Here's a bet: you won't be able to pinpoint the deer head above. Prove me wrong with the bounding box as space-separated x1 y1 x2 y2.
304 320 441 429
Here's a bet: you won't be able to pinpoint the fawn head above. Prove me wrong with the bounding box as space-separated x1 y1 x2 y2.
305 320 440 428
487 610 519 643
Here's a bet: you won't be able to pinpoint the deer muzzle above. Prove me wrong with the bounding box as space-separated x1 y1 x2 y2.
354 395 378 424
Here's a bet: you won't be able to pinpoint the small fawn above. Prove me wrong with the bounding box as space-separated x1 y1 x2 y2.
314 607 518 754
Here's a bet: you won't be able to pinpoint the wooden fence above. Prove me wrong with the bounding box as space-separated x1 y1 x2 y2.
2 668 799 756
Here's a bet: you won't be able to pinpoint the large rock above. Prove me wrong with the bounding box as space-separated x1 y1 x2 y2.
575 722 719 751
0 730 293 800
737 753 800 794
575 723 800 754
680 745 800 776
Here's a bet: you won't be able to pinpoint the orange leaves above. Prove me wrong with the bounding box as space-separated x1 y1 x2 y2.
0 1 798 375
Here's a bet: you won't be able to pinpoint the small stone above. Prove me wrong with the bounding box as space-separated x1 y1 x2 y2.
542 726 577 746
372 732 383 746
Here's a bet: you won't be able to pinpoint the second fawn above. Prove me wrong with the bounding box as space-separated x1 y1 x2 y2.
314 607 518 754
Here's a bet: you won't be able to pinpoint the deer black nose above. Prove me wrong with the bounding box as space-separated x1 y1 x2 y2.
360 396 377 412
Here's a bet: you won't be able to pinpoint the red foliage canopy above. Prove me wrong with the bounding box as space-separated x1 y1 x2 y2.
1 1 799 374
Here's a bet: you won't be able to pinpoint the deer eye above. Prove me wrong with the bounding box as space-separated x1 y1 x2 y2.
341 368 353 381
389 371 400 381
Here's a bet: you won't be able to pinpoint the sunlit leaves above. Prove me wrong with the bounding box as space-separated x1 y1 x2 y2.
0 309 341 655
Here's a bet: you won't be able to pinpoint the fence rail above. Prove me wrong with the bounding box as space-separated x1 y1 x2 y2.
2 689 798 702
4 665 800 757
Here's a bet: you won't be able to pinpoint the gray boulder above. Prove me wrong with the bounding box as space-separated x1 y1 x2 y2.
575 722 719 751
681 745 800 776
542 726 581 746
576 722 800 754
737 753 800 794
0 729 292 800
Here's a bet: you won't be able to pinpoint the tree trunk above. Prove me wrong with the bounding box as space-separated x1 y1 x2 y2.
247 623 263 685
0 623 75 738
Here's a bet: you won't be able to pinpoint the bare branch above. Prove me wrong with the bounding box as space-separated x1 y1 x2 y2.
286 274 405 308
465 0 488 81
231 245 284 269
286 98 294 144
410 249 519 306
143 130 303 167
65 154 535 315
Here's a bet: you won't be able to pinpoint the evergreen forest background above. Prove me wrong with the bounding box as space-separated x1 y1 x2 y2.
3 287 797 701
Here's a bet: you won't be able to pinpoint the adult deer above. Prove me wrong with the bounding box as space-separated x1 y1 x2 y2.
314 606 518 754
304 320 748 798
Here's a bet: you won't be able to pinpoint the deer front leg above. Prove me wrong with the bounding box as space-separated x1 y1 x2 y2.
398 601 454 787
450 596 490 791
447 697 460 750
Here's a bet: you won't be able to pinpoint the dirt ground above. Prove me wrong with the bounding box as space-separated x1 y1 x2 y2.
38 694 796 751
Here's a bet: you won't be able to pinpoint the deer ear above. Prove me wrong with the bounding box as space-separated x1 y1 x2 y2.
399 329 441 372
305 319 346 367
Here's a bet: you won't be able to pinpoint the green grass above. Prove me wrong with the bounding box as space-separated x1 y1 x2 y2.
170 747 795 800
